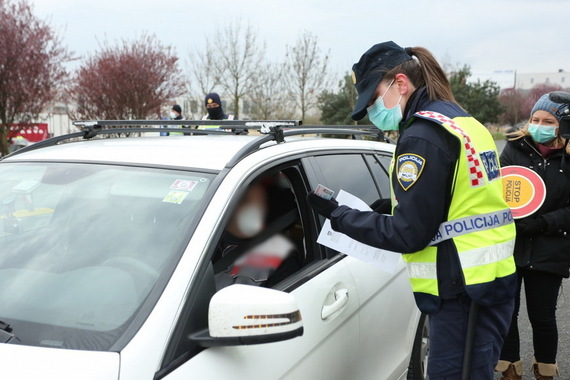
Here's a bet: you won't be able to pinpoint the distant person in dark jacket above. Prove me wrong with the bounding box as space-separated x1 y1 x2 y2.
199 93 243 133
202 93 235 121
497 93 570 380
162 104 185 136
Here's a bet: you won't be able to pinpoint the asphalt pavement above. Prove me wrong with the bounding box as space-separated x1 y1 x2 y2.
494 139 570 379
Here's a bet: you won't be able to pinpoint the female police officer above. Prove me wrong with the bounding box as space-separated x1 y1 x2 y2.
307 41 517 379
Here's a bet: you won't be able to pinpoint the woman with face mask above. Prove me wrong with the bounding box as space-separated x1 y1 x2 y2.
307 41 516 379
496 94 570 380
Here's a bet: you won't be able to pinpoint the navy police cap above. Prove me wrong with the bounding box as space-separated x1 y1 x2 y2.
351 41 413 121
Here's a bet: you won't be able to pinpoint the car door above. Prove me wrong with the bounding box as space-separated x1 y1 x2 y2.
161 160 361 380
309 152 420 379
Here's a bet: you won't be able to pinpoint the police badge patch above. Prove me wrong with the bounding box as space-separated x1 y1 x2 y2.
397 154 426 191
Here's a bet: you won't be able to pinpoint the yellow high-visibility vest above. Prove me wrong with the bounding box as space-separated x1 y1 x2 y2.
391 110 516 307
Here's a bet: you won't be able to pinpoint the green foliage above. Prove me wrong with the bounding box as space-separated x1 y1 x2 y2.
318 73 371 125
449 65 503 125
490 131 505 140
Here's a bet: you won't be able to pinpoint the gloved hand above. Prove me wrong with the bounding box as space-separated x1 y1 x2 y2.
307 192 339 219
370 198 391 214
516 217 547 236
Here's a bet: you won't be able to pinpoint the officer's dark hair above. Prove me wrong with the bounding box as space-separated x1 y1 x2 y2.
382 46 456 103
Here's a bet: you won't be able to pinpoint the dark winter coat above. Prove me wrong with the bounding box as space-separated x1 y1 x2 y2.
500 136 570 277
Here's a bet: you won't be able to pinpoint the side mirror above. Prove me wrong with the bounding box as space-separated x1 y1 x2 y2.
190 284 303 347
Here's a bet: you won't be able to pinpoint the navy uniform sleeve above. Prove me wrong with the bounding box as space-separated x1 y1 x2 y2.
330 130 457 253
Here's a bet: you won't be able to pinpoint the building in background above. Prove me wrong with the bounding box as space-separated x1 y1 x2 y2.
39 101 75 136
473 70 568 90
515 70 568 90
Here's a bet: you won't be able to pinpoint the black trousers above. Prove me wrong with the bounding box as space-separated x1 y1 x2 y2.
500 268 563 364
428 293 514 379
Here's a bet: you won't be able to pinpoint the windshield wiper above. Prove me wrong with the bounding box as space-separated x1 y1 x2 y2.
0 320 17 343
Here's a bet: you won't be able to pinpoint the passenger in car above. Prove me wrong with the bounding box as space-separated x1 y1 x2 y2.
214 179 300 290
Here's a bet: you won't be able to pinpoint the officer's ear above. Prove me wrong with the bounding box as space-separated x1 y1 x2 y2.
394 73 414 96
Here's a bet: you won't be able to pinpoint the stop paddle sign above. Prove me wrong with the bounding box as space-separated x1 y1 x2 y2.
501 165 546 219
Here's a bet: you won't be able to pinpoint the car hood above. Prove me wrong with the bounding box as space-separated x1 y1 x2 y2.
0 343 120 380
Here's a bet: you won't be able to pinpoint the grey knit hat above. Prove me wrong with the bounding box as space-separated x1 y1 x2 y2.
531 93 564 122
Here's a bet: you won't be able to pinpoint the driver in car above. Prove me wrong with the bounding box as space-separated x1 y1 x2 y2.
214 180 299 290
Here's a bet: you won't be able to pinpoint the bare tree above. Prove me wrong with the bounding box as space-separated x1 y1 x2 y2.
188 45 218 96
247 62 295 120
283 31 331 121
70 34 184 121
189 21 265 119
0 0 71 156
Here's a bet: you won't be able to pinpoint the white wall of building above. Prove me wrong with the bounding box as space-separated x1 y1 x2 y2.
35 102 75 137
515 71 569 90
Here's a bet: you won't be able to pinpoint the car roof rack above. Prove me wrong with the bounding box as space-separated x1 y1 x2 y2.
2 120 390 165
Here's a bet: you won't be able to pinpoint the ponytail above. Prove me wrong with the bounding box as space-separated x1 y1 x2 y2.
383 46 456 103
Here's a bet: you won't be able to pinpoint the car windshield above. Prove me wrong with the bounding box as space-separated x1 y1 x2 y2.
0 162 214 351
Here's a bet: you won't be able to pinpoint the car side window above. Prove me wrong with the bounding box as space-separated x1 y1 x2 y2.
364 154 390 198
211 170 305 291
312 154 380 205
376 154 392 174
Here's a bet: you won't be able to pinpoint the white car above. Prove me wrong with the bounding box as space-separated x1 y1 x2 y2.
0 122 428 380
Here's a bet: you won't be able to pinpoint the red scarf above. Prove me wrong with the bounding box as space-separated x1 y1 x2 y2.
537 143 562 158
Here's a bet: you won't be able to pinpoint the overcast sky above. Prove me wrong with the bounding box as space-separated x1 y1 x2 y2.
31 0 569 89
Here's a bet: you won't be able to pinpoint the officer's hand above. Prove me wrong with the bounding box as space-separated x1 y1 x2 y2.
307 192 339 219
516 217 547 236
370 198 391 214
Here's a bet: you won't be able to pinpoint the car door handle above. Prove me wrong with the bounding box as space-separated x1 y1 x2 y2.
321 289 349 320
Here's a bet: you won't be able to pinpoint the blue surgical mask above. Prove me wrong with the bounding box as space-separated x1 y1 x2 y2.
367 80 403 131
528 123 557 144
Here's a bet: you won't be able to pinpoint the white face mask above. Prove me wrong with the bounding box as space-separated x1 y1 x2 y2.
236 204 265 238
170 112 178 119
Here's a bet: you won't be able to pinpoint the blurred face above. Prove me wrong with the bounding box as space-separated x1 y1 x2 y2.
227 184 268 239
206 103 220 109
530 110 559 128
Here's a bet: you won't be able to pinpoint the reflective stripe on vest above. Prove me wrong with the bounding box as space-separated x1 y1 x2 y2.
394 109 516 301
429 208 513 246
408 239 514 280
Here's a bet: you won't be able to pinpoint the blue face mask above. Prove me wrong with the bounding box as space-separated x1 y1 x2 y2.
367 80 403 131
528 123 557 144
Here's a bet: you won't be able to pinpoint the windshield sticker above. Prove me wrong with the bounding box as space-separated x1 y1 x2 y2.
163 190 189 204
170 179 198 192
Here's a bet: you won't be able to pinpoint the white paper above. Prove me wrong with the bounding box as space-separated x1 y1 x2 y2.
317 190 402 273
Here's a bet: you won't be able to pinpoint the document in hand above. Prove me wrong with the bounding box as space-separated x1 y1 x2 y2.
316 190 402 273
